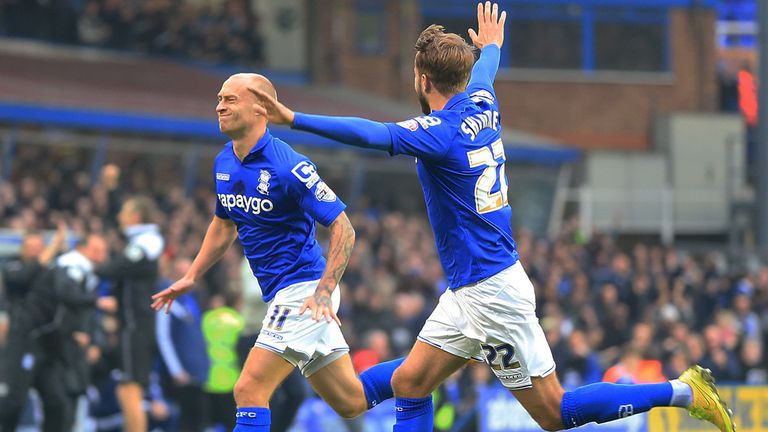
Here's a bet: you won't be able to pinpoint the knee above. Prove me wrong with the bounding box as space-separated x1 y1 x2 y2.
529 400 565 431
535 416 564 432
233 372 271 407
333 399 367 419
391 366 432 398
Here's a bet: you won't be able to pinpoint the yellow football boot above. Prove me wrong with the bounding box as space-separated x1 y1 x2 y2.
678 365 735 432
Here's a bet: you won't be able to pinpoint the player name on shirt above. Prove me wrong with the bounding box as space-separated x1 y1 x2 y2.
461 109 499 141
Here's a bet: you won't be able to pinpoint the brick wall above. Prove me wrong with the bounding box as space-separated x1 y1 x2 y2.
311 5 717 150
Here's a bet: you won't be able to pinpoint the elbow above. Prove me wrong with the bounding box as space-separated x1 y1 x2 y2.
335 214 356 248
341 216 355 248
347 223 356 248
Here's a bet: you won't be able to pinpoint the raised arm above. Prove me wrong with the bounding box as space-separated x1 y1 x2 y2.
38 222 68 266
247 88 392 152
300 211 355 325
468 1 506 87
151 216 237 313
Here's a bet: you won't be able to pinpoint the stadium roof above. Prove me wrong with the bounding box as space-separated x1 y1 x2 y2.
0 39 578 164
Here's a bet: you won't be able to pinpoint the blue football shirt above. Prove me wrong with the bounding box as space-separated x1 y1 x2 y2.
384 78 519 289
213 130 346 301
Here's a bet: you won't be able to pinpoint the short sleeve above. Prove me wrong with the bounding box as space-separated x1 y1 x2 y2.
285 158 346 227
384 115 453 161
213 161 230 219
214 195 230 219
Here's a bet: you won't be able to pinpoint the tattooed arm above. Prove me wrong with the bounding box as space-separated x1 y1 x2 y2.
300 211 356 324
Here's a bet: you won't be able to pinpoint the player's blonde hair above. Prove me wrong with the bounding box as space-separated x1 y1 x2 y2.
414 24 476 96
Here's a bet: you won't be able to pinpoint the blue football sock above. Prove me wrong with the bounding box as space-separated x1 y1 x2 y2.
233 407 270 432
393 396 433 432
561 382 674 428
359 357 405 409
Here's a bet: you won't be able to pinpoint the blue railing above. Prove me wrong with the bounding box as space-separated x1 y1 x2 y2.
0 103 580 165
716 0 757 47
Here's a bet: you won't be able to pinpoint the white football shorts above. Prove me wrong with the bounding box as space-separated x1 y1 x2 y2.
418 261 556 390
254 279 349 377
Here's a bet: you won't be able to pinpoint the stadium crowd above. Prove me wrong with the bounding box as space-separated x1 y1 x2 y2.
1 142 767 431
0 0 263 65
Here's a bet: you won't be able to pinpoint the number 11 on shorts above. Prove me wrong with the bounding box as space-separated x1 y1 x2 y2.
267 305 291 331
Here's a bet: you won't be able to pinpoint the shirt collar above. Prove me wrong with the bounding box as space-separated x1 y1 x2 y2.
59 250 94 273
442 92 470 111
234 129 273 162
124 224 160 238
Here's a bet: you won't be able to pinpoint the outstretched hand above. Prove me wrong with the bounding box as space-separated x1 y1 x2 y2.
468 1 507 50
248 87 296 126
151 276 194 314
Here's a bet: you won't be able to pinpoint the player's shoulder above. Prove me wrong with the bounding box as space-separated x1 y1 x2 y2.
267 136 321 186
214 141 234 164
127 225 164 261
393 111 461 136
268 136 311 170
56 250 85 268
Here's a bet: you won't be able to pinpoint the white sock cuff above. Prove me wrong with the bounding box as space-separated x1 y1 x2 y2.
669 379 693 407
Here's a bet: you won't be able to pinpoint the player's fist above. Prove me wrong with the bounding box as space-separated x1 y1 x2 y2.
468 1 507 49
72 331 91 348
151 276 195 314
96 296 118 313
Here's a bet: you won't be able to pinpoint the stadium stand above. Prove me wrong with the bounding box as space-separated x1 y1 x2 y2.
0 0 263 65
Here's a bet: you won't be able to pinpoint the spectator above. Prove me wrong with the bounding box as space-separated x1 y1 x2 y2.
700 325 742 382
95 196 165 432
155 257 209 432
202 292 244 431
602 348 666 384
559 328 602 389
740 339 767 384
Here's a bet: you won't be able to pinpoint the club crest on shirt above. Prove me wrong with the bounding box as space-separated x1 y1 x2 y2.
396 119 419 131
397 116 442 132
257 169 271 195
314 181 337 202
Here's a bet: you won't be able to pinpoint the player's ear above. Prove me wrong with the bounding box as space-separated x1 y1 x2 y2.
422 75 433 94
252 102 266 117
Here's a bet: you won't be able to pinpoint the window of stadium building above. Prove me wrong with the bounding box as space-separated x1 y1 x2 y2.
594 22 666 72
355 1 387 55
423 3 670 73
509 20 583 70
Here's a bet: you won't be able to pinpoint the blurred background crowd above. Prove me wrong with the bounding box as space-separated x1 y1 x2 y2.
0 0 263 65
1 142 767 431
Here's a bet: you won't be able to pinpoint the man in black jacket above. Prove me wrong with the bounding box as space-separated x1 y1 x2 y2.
96 196 164 432
0 230 65 431
0 232 113 432
50 234 114 430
